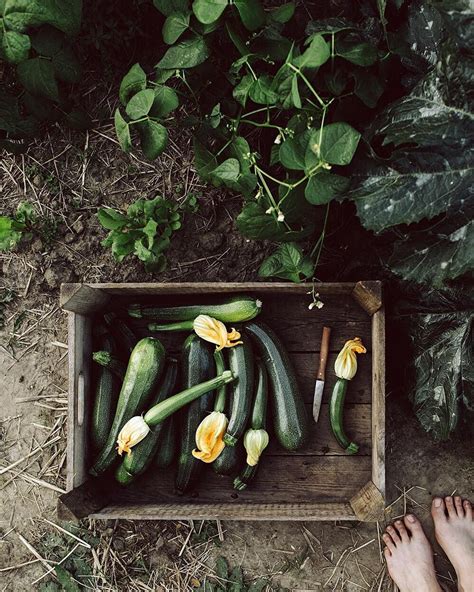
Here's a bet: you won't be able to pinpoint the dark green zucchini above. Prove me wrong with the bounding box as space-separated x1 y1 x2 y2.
233 464 258 490
92 350 126 380
213 442 244 476
246 321 309 451
175 334 215 493
223 338 254 446
154 414 176 468
103 312 137 355
115 359 178 484
90 337 165 476
91 334 120 454
330 378 358 454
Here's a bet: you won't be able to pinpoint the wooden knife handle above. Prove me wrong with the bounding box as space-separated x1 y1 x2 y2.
317 326 331 380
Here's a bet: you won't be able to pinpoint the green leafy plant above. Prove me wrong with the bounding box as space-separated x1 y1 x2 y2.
115 0 472 287
0 202 36 251
258 243 313 282
0 0 87 152
98 194 198 271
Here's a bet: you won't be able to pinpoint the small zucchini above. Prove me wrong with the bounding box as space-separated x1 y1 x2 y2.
90 337 165 476
116 359 178 485
175 334 216 493
223 338 254 446
103 312 137 354
233 359 268 489
330 378 359 454
130 296 262 326
246 321 309 451
92 350 126 380
154 414 176 469
91 334 120 454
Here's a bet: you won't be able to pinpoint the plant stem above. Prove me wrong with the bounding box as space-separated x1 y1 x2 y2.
240 119 284 133
310 203 330 272
214 350 227 413
287 63 326 108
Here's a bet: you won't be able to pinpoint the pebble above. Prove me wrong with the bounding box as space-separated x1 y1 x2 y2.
72 219 85 234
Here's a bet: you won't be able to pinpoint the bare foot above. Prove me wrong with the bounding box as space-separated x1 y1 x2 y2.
432 496 473 592
383 514 442 592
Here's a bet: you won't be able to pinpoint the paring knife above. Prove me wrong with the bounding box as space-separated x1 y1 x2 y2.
313 326 331 422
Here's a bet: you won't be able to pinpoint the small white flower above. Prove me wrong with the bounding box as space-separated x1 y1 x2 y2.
322 162 332 170
274 134 282 145
316 300 324 309
265 207 274 215
308 302 316 310
277 212 285 222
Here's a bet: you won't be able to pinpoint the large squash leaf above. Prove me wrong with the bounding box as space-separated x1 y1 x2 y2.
410 311 472 441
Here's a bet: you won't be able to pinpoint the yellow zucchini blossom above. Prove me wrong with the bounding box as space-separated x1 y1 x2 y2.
193 314 243 350
334 337 367 380
192 411 228 463
244 428 269 466
116 416 150 456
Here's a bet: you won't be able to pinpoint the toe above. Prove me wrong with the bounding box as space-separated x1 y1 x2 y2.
445 496 457 519
386 524 401 544
454 496 464 517
394 519 409 542
463 499 472 519
383 546 392 560
383 533 396 552
404 514 423 536
431 497 446 522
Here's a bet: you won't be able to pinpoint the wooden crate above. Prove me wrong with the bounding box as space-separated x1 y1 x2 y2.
58 282 385 522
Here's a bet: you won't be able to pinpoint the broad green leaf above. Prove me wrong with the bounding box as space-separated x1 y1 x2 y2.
126 89 155 119
268 2 295 24
157 36 209 69
305 171 349 204
336 41 378 66
259 242 313 282
151 86 179 118
354 71 384 108
30 25 62 55
97 208 128 230
54 566 81 592
319 123 360 165
114 109 132 152
390 220 474 287
52 45 81 83
236 202 313 242
291 75 301 108
105 232 136 262
17 58 58 101
163 11 190 44
192 0 227 24
249 76 278 105
409 311 472 440
211 158 240 183
230 136 252 174
232 74 253 107
119 63 147 106
142 218 158 248
137 119 168 159
4 0 82 35
208 102 221 128
234 0 265 31
279 129 311 170
153 0 189 16
193 139 218 180
0 217 23 251
0 29 30 63
215 557 229 581
293 34 330 69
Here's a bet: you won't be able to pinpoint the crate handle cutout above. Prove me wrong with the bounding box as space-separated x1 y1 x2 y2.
77 371 85 427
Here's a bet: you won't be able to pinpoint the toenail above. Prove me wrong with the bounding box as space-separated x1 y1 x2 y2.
434 498 442 508
406 514 416 523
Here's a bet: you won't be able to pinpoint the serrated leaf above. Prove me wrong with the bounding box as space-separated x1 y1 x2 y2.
319 122 360 165
193 0 227 24
17 58 58 101
157 35 209 69
305 171 349 204
259 242 313 282
0 29 30 63
126 89 155 119
137 119 168 159
234 0 265 31
293 34 330 69
4 0 82 35
163 11 190 44
114 109 132 152
151 85 179 118
119 63 147 106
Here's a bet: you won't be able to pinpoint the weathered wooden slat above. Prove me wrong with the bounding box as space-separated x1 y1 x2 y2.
350 480 385 521
92 502 355 521
371 308 386 497
61 284 111 314
352 281 383 316
268 404 371 456
108 456 371 505
67 313 92 491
